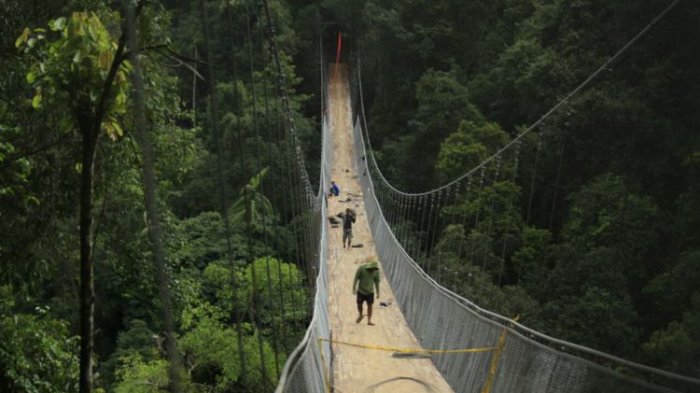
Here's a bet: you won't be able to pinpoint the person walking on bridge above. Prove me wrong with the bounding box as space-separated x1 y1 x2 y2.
353 259 380 326
342 208 356 249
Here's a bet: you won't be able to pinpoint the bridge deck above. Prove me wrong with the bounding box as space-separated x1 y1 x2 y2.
326 64 454 393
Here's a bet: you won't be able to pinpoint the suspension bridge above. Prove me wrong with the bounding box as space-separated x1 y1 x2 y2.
6 0 700 391
269 57 700 391
260 1 700 391
171 0 700 391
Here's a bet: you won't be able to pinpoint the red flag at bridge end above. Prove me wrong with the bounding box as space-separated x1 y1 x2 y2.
334 32 342 81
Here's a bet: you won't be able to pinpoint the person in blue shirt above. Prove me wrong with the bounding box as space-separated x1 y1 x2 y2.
329 180 340 197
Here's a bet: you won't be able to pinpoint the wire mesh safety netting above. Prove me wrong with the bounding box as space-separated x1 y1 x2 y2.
349 81 700 393
274 1 700 390
274 113 332 393
350 113 700 393
274 69 699 391
274 57 699 393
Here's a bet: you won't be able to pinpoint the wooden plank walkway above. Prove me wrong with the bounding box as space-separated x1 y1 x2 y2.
325 64 454 393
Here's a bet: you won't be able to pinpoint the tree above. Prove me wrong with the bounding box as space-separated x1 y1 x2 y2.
241 257 307 339
563 174 659 295
529 175 661 356
17 8 135 391
643 251 700 328
642 292 700 376
405 69 484 188
113 355 170 393
511 226 554 297
229 168 276 234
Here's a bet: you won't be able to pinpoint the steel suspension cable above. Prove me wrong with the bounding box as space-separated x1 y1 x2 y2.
257 12 284 376
498 141 522 286
425 189 440 274
482 157 502 271
357 0 682 197
403 195 414 249
272 70 304 335
423 191 436 266
259 22 292 358
243 0 271 385
457 176 472 266
197 0 249 386
260 0 319 300
428 186 448 273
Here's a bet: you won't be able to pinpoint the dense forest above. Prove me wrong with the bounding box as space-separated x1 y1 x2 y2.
330 0 700 381
1 0 699 392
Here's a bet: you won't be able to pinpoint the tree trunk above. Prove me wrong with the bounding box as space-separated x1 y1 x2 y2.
75 5 141 390
79 121 99 393
125 2 183 389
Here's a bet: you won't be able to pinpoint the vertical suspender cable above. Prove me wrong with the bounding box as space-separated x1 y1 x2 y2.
499 142 521 286
243 0 271 385
428 187 447 274
482 157 502 271
274 70 303 334
256 14 286 375
197 0 249 386
458 176 472 260
260 0 316 306
417 195 430 262
402 195 412 248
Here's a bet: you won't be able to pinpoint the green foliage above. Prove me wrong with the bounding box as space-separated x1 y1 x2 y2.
242 257 307 328
436 140 487 183
3 0 699 388
413 70 482 135
431 225 537 318
457 174 665 357
563 174 659 292
100 320 161 388
179 288 284 391
643 251 700 323
403 69 484 187
3 0 316 391
113 355 170 393
0 286 79 393
170 211 228 269
642 293 700 376
0 126 33 200
179 302 245 390
538 286 639 356
511 226 554 297
17 11 130 139
229 168 277 233
442 180 522 238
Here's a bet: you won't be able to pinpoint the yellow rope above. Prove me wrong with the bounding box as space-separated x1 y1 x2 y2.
317 338 332 393
319 337 495 355
315 336 499 392
481 315 519 393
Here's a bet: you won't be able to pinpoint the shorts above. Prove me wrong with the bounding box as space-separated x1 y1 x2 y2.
356 292 374 305
343 228 353 243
